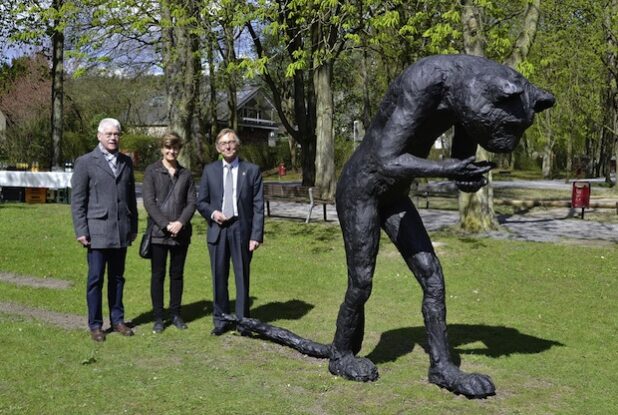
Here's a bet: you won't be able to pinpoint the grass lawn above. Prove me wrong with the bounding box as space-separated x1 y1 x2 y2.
0 203 617 414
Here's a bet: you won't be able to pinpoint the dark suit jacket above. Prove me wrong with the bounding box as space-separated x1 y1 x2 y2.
71 146 138 249
197 158 264 245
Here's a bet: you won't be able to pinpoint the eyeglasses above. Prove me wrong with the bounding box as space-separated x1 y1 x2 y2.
217 140 238 147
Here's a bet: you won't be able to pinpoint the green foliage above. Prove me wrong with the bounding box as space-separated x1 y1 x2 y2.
60 130 95 163
120 132 160 170
240 141 291 171
334 134 354 170
0 117 52 168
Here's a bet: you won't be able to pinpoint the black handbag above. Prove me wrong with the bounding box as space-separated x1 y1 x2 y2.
139 222 152 259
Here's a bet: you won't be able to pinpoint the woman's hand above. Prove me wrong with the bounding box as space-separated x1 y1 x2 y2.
167 221 183 237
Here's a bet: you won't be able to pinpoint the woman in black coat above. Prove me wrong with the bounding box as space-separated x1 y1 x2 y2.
142 132 196 333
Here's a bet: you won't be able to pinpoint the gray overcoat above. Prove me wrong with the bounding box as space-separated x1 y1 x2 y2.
71 146 138 249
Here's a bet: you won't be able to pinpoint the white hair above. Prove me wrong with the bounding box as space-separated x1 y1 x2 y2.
98 118 121 133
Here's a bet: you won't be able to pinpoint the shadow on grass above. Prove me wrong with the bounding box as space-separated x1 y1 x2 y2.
130 298 314 326
367 324 564 364
130 299 214 326
251 299 314 323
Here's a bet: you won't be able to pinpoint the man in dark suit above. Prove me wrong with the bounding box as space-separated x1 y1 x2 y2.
197 128 264 335
71 118 138 342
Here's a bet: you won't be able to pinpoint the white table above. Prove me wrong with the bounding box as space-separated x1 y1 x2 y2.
0 171 73 189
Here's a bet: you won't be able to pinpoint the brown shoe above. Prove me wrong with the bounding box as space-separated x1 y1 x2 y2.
113 322 134 336
90 328 106 342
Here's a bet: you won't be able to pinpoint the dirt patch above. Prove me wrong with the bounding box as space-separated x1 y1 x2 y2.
0 301 84 330
0 272 73 290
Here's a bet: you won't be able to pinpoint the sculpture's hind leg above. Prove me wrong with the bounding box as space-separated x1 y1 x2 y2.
381 197 495 398
329 200 381 382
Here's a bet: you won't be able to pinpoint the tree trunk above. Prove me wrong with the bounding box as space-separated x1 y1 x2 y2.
50 0 64 170
161 0 201 170
542 143 553 178
313 61 336 199
459 1 498 231
205 30 219 162
223 24 238 131
461 0 485 56
601 1 618 186
245 20 317 185
458 147 499 231
458 0 541 232
503 0 541 69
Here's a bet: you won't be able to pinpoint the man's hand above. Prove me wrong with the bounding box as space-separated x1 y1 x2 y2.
77 235 90 247
212 210 228 225
249 240 261 252
167 221 183 237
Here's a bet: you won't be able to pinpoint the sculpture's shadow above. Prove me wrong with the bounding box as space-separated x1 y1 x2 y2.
367 324 564 364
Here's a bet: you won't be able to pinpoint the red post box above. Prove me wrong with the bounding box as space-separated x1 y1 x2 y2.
571 181 590 219
278 162 287 177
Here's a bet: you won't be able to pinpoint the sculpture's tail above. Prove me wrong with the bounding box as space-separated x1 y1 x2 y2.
222 314 332 359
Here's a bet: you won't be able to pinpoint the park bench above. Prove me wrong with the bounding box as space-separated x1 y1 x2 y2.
412 181 459 209
263 182 335 223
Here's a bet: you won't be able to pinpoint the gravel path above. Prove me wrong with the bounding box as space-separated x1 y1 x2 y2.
266 201 618 244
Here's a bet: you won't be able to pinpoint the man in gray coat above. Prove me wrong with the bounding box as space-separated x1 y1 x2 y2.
71 118 138 342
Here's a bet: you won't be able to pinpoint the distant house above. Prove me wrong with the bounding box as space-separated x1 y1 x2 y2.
216 86 280 143
129 86 281 143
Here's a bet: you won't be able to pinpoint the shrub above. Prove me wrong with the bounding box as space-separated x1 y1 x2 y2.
120 133 160 169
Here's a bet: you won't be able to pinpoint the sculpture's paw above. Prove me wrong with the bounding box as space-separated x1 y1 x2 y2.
454 176 487 193
329 354 379 382
429 366 495 399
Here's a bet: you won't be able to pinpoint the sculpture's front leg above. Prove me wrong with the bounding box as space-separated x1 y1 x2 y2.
414 251 496 398
381 199 496 399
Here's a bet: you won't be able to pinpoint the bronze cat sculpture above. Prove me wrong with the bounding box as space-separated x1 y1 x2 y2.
228 54 555 399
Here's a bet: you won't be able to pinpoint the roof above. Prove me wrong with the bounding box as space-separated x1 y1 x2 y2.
129 85 279 130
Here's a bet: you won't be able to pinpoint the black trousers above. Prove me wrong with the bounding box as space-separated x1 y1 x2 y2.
207 220 252 328
150 243 189 320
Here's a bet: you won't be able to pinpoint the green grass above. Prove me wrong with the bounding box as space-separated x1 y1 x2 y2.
0 203 617 414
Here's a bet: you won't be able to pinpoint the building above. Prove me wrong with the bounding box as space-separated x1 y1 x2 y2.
129 86 281 143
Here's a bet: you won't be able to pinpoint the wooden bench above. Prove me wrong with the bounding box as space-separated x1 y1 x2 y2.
412 181 459 208
263 182 335 223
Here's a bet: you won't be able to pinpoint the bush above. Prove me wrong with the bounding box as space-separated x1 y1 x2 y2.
121 133 160 169
60 131 95 164
240 141 291 171
0 118 52 168
335 135 355 170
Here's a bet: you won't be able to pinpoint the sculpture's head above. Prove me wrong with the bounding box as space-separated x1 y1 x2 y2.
453 65 555 153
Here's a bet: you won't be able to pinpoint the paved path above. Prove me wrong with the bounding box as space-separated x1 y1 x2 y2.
137 181 617 244
266 201 618 244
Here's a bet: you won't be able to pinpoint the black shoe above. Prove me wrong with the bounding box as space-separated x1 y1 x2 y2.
171 315 188 330
152 319 164 334
210 324 231 336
